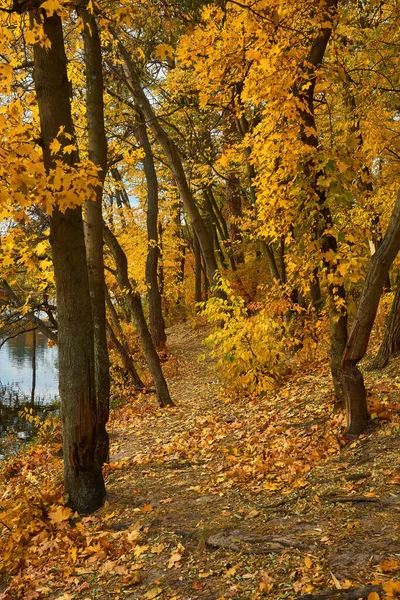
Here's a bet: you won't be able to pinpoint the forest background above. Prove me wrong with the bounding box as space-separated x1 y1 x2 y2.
1 0 400 598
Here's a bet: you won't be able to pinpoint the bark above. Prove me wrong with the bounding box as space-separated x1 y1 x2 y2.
105 289 145 388
31 329 36 407
373 276 400 368
297 0 347 403
193 228 202 303
133 107 166 350
103 225 173 407
106 321 145 389
342 189 400 434
32 9 105 513
225 173 244 264
111 168 130 208
115 42 220 289
202 189 228 268
261 242 280 282
78 2 110 467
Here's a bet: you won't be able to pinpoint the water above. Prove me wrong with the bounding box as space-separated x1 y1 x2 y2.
0 331 59 457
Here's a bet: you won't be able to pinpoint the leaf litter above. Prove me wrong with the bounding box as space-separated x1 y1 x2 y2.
1 323 400 599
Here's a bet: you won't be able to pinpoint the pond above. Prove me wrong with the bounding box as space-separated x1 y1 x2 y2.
0 331 59 458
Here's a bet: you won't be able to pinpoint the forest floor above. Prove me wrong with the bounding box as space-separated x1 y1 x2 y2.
2 322 400 600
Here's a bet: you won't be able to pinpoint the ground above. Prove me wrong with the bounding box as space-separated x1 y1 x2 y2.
1 322 400 599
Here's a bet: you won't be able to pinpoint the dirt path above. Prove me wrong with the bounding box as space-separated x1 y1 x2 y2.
88 323 400 600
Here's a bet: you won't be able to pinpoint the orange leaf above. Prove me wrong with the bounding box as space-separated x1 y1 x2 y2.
48 505 73 524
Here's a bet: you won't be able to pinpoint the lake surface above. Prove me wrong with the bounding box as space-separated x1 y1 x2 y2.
0 332 59 455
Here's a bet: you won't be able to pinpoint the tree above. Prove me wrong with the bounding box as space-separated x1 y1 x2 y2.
373 279 400 369
31 7 106 512
342 190 400 434
78 0 110 467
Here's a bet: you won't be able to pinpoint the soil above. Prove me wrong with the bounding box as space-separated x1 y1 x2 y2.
87 323 400 600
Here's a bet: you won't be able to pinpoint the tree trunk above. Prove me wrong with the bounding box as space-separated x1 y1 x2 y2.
296 0 347 403
133 107 166 350
342 190 400 434
31 329 36 407
32 10 105 513
78 2 110 468
103 226 173 407
225 173 244 264
373 276 400 368
106 321 145 389
116 43 220 289
193 228 202 303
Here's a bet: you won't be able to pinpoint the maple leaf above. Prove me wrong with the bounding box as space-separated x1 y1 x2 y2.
41 0 63 17
168 543 184 568
155 44 174 60
50 139 62 156
48 505 73 524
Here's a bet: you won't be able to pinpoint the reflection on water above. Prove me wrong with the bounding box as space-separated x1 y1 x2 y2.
0 331 59 457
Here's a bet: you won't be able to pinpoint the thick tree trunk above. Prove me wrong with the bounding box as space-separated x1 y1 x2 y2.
32 10 106 513
133 107 166 351
373 277 400 368
342 190 400 433
103 226 173 407
79 3 110 467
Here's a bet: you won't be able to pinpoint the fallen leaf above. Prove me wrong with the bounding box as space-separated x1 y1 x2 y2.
144 588 162 599
48 505 73 524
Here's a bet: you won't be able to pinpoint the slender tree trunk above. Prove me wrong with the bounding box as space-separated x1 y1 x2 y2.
31 329 36 407
103 226 173 407
32 10 105 513
0 280 57 343
297 0 346 403
105 290 144 388
202 189 228 268
133 107 166 350
342 190 400 434
373 277 400 368
193 228 202 303
115 43 220 289
78 2 110 467
106 321 145 389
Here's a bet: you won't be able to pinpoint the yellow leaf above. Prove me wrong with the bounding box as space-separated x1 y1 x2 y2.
48 505 73 524
50 138 62 155
367 593 380 600
62 144 77 155
383 580 400 596
41 0 62 17
304 556 313 569
144 588 162 600
151 543 166 554
155 44 174 60
102 512 115 522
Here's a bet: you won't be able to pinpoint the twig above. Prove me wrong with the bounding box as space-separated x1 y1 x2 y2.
298 584 383 599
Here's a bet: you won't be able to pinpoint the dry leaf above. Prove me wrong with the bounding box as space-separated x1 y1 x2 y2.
48 506 73 524
304 556 313 569
144 588 162 599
